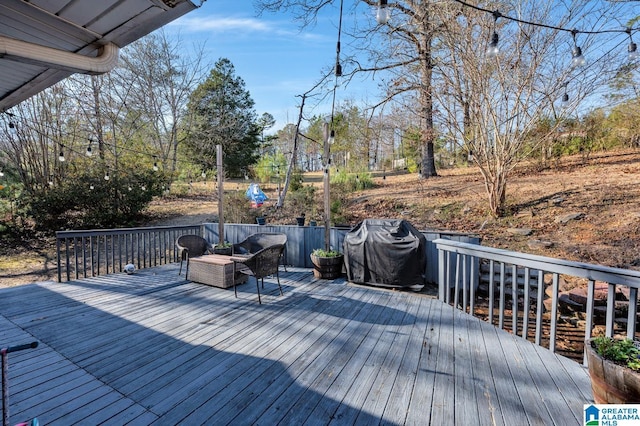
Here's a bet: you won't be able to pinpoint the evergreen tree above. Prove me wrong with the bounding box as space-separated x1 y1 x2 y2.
185 58 259 177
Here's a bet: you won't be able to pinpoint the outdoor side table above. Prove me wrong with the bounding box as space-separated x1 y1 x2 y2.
188 254 248 288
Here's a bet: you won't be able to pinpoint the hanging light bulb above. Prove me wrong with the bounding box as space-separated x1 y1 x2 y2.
329 129 336 144
86 142 93 157
627 29 639 61
486 32 499 58
486 11 501 59
335 59 343 77
560 82 570 110
571 30 585 67
141 185 146 191
376 0 389 25
104 170 110 181
58 149 65 162
89 184 94 190
0 169 4 177
201 170 206 179
48 175 54 186
153 156 159 172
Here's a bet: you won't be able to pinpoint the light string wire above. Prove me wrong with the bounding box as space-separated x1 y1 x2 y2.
451 0 640 35
329 0 345 142
0 114 289 177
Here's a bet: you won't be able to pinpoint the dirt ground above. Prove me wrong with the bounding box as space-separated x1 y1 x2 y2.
3 149 640 287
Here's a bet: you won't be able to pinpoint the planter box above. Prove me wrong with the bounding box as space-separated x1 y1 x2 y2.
188 254 247 288
585 339 640 404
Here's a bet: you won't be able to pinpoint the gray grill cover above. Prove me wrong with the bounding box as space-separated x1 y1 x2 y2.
343 219 426 290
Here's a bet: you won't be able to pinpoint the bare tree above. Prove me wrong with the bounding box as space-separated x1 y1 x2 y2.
115 31 208 175
435 0 632 216
256 0 444 178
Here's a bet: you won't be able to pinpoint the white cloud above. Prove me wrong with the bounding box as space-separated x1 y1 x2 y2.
170 15 325 41
173 16 272 33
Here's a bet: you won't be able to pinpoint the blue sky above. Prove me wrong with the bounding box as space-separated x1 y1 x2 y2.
166 1 377 131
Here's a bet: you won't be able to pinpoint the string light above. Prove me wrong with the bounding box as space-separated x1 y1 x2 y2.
153 155 159 171
452 0 638 68
104 169 110 181
560 82 570 109
376 0 389 25
86 140 93 157
571 29 585 67
627 28 639 61
486 11 501 59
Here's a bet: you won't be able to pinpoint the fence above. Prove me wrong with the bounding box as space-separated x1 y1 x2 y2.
56 225 201 282
56 223 480 284
433 238 640 363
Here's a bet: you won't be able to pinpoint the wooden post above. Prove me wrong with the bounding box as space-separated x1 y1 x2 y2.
323 122 331 252
217 144 224 243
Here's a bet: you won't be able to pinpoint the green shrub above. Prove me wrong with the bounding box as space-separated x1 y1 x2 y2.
592 336 640 371
26 169 165 231
331 169 373 191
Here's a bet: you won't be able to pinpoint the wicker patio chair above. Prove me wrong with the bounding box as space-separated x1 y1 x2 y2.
233 232 288 271
176 234 212 277
230 243 285 304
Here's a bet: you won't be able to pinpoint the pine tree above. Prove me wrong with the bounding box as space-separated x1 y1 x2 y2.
185 58 259 177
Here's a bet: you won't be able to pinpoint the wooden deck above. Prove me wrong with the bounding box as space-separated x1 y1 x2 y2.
0 265 593 425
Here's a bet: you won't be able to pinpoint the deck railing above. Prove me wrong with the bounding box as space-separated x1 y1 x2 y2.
434 238 640 363
56 225 202 282
56 223 481 283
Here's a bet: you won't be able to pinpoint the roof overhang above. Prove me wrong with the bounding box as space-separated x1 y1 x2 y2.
0 0 201 112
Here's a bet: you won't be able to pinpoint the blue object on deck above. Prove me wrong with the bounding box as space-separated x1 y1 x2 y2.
246 183 268 207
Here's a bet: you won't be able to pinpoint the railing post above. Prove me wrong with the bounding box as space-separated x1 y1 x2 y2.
56 235 62 283
606 284 616 337
499 262 506 330
522 267 530 340
549 273 560 353
438 247 446 301
535 270 544 345
628 287 638 340
512 264 518 336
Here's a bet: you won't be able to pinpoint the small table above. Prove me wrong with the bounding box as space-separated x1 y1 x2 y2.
188 254 248 288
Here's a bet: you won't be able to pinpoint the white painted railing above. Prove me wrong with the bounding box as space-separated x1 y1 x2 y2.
434 238 640 363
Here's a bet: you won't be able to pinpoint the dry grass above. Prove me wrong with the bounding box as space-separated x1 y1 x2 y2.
3 148 640 287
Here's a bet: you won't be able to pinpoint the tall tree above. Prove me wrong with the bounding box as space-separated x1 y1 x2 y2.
257 0 442 178
185 58 260 177
117 31 208 174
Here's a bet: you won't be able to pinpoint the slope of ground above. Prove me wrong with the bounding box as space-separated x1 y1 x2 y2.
2 149 640 287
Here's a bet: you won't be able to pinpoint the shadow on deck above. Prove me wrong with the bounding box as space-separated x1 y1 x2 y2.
0 265 592 425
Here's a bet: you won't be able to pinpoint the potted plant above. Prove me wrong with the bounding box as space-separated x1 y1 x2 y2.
310 248 344 279
586 336 640 403
212 241 233 255
296 213 306 226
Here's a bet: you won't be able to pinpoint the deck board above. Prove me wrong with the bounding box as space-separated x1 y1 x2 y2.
0 264 592 425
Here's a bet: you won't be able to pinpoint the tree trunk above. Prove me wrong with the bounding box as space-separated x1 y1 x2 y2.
419 14 437 178
91 76 105 160
485 170 507 218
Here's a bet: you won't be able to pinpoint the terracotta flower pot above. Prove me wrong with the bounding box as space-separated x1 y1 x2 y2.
585 339 640 404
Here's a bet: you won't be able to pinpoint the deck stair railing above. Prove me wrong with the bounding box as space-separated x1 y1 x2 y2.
433 238 640 364
56 225 202 282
